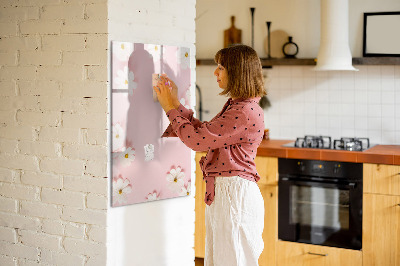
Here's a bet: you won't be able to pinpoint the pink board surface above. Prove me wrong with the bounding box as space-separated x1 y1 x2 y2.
111 41 192 207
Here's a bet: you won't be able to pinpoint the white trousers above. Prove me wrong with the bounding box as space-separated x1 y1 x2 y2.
205 176 264 266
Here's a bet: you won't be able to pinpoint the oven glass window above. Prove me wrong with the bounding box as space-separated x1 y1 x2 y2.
290 186 349 230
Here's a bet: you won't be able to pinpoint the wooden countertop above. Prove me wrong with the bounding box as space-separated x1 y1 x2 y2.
256 139 400 165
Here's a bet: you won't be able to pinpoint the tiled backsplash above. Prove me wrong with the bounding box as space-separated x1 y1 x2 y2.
196 65 400 145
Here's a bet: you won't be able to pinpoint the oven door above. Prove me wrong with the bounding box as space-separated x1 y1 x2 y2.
278 176 362 250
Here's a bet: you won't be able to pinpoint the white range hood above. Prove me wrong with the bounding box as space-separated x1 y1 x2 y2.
314 0 358 71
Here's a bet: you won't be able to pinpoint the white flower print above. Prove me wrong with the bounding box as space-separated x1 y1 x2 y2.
113 147 135 167
179 182 191 196
179 47 190 69
114 42 134 62
146 191 160 202
114 66 129 90
180 98 190 109
113 176 132 204
146 44 161 62
112 123 125 152
166 166 185 193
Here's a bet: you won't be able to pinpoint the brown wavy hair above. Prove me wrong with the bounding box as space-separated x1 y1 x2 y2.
214 44 266 99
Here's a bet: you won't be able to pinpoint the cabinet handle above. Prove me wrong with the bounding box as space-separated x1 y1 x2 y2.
307 252 328 256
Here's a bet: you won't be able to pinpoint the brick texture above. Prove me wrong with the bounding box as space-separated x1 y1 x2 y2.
0 1 108 264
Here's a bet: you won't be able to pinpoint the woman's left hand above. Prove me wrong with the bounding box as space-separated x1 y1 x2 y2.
153 76 176 113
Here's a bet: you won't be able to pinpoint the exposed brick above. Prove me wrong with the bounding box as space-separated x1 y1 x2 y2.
18 80 61 97
0 138 18 154
0 81 16 96
0 36 40 52
5 0 62 6
19 230 61 251
64 222 85 239
41 219 63 236
0 153 39 171
20 21 61 35
61 19 107 34
85 34 108 51
64 175 107 195
85 3 107 20
40 249 85 266
0 168 15 183
87 225 105 243
0 254 16 266
0 110 16 125
37 66 83 82
41 188 85 208
85 65 107 81
38 96 86 113
16 111 61 127
0 51 17 65
84 160 107 177
5 96 40 112
63 50 107 65
0 7 39 22
86 128 107 145
18 258 42 266
86 193 107 210
0 183 39 201
20 200 61 219
42 34 85 51
0 212 41 231
38 127 79 143
63 113 107 129
63 144 106 161
0 241 39 261
19 51 62 66
21 171 62 189
40 157 84 176
0 66 36 81
0 226 17 243
86 254 106 266
19 140 58 157
41 4 84 20
63 237 106 257
0 125 35 141
61 207 106 226
61 81 107 98
0 196 17 213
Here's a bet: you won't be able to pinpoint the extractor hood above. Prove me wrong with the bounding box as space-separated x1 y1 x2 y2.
314 0 358 71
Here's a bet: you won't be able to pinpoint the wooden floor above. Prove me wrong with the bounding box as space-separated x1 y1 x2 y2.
195 257 204 266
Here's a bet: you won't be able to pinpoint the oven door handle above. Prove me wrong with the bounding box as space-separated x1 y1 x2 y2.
280 177 357 189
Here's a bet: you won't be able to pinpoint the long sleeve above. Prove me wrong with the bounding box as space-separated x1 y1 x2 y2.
165 105 249 152
161 103 202 138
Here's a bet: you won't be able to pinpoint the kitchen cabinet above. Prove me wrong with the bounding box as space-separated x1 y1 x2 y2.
276 241 362 266
363 163 400 196
194 153 279 266
363 163 400 266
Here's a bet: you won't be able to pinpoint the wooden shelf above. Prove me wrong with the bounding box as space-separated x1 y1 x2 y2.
196 57 400 67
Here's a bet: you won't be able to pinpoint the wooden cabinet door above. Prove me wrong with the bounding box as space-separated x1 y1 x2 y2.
364 164 400 196
276 241 362 266
255 156 278 186
195 152 207 258
363 193 400 266
259 185 278 266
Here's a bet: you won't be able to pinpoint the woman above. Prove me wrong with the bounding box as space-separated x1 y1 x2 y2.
153 44 266 266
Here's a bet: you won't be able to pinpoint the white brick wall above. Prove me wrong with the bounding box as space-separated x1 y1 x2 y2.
0 0 108 265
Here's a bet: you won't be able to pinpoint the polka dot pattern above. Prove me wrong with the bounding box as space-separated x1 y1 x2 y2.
161 97 264 206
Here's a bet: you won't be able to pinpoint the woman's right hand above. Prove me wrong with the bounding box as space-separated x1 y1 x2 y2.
160 74 180 109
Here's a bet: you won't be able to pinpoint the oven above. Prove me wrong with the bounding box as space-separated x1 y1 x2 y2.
278 158 363 250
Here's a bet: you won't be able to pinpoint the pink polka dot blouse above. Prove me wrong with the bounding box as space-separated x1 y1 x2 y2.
161 97 265 205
